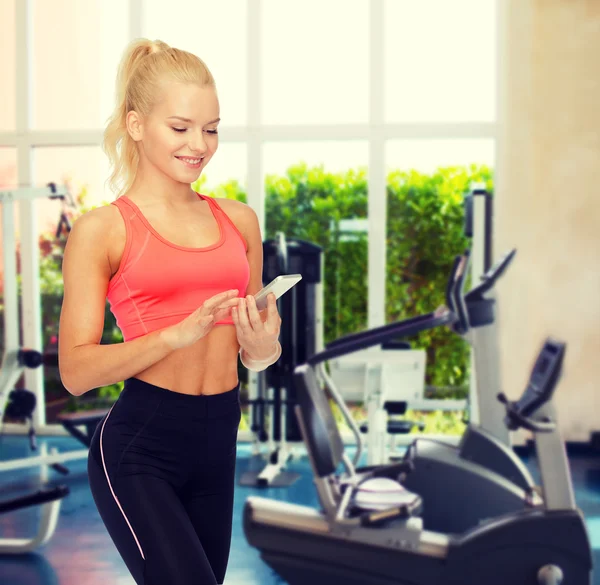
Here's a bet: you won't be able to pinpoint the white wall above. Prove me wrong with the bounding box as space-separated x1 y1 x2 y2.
496 0 600 441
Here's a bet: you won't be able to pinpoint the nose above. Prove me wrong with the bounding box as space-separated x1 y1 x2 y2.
188 129 208 155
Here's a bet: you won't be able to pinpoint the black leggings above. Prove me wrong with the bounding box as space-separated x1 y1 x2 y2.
88 377 241 585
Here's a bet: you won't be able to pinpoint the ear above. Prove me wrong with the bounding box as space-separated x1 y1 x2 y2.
126 110 144 142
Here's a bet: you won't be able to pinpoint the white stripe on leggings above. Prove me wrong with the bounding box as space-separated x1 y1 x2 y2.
100 405 146 560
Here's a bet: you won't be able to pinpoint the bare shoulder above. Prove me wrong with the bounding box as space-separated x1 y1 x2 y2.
69 204 113 238
214 196 255 218
212 196 259 238
67 202 125 274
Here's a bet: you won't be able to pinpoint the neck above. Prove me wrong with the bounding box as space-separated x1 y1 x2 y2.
127 157 198 207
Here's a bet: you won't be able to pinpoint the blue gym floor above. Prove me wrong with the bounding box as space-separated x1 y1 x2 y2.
0 435 599 585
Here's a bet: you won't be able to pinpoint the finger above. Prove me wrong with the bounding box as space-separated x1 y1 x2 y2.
265 293 281 326
212 298 241 313
237 298 252 334
245 295 264 330
231 304 240 327
196 296 239 319
198 314 214 326
202 289 239 312
213 306 233 322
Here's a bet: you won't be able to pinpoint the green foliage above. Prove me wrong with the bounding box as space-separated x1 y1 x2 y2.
386 166 494 391
264 164 370 341
2 163 492 435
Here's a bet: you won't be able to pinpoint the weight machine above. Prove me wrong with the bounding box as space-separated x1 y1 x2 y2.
0 183 81 553
240 232 324 487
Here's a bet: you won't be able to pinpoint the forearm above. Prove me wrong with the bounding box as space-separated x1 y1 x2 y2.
60 329 175 396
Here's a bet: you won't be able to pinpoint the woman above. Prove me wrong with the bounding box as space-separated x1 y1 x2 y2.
58 38 282 585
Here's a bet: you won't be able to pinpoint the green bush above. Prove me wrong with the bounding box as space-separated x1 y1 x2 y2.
1 163 493 427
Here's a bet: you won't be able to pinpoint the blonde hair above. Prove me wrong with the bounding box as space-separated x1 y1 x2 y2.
103 38 216 197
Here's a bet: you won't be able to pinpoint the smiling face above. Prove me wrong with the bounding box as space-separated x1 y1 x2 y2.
127 81 220 187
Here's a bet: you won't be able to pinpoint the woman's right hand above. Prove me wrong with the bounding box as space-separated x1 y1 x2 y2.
159 289 240 350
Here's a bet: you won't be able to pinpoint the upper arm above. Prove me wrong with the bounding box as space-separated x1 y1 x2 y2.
219 198 264 297
58 207 113 389
242 205 264 297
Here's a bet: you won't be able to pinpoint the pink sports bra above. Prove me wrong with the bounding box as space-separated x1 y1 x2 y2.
106 193 250 342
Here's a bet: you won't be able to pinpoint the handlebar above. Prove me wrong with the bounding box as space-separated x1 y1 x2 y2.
309 310 456 367
497 393 556 433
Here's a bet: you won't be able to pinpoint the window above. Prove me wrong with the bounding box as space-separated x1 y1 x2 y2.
261 0 369 125
198 142 247 193
386 138 495 173
32 0 128 130
263 141 368 176
0 149 17 189
33 147 110 227
264 141 369 339
0 149 18 286
0 0 16 131
384 138 494 388
142 0 248 126
384 0 497 123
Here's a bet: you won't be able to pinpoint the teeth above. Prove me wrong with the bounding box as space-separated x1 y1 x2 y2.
178 157 202 163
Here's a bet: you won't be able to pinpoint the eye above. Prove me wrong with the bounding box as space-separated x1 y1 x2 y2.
206 129 218 134
172 127 186 133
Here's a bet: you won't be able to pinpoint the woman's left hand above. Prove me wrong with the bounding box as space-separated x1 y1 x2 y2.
232 293 281 360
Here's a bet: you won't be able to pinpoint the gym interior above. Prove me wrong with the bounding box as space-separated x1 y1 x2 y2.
1 1 599 584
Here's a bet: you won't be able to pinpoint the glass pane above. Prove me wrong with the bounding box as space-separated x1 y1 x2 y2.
264 141 369 341
386 138 495 173
385 138 495 393
0 0 16 131
143 0 247 126
32 0 128 129
0 148 17 189
0 149 18 316
263 141 368 176
384 0 496 123
33 147 111 224
261 0 369 124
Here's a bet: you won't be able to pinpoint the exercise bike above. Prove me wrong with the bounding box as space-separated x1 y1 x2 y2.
320 250 541 534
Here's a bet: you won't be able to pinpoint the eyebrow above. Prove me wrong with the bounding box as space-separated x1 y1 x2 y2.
168 116 221 124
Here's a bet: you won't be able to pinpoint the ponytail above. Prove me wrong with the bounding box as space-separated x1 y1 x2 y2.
103 38 215 197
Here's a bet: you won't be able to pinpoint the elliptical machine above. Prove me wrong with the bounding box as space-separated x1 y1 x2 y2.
244 311 593 583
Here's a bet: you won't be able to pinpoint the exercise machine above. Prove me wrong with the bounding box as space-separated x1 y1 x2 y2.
0 183 77 552
399 249 539 532
327 187 502 466
0 348 70 553
463 186 511 444
244 318 593 583
0 183 90 473
320 249 538 533
327 343 428 466
240 232 323 487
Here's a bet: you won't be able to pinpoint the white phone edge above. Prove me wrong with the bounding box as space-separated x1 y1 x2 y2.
254 274 303 310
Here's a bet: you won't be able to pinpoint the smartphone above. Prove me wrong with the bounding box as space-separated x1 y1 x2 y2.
254 274 303 310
